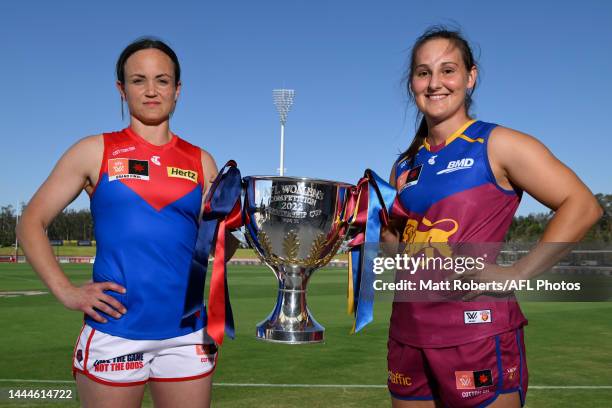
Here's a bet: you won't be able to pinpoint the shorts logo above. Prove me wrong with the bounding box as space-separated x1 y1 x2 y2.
437 157 474 175
455 369 493 390
92 353 144 372
474 370 493 387
506 366 517 380
167 167 198 183
464 309 492 324
195 344 218 355
196 344 217 363
388 370 412 387
76 349 83 363
108 159 149 181
455 371 474 389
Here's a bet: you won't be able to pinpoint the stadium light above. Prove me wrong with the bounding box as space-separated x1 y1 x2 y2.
273 89 295 176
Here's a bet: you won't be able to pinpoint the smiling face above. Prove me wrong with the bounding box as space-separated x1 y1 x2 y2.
410 38 477 126
117 48 181 126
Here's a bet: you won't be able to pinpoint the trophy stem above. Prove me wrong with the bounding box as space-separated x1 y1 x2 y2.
256 272 325 344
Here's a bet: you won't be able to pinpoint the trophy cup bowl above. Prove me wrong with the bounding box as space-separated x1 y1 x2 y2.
242 176 352 344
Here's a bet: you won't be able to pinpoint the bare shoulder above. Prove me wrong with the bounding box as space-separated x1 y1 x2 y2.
64 134 104 160
200 149 218 172
52 134 102 171
200 149 219 190
389 161 397 187
489 126 550 155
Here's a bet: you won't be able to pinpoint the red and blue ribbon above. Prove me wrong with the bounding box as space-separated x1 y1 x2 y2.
190 160 243 345
345 169 397 333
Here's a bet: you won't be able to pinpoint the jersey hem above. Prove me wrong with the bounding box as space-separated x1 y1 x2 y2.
388 321 528 349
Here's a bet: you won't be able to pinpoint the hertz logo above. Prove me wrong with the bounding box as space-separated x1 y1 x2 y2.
167 167 198 183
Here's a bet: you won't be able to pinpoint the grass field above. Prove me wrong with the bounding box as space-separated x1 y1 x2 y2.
0 247 261 259
0 247 347 261
0 264 611 407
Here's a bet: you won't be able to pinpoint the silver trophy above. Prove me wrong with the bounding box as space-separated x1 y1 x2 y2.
242 176 352 343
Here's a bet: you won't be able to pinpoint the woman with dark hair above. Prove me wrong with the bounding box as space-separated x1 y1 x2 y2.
385 27 602 407
17 37 226 407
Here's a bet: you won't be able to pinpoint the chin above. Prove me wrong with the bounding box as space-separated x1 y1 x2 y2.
135 113 170 126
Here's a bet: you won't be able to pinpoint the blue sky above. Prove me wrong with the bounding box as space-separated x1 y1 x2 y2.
1 0 610 215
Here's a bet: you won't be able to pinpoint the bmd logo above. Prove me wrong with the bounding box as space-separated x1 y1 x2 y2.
437 158 474 175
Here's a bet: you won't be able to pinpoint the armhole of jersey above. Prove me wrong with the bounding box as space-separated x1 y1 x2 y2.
483 125 520 196
393 155 407 187
197 148 206 193
89 134 107 198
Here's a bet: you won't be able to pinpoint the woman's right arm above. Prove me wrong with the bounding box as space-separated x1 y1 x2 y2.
16 135 126 323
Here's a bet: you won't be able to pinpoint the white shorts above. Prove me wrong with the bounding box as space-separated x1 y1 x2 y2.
72 325 217 386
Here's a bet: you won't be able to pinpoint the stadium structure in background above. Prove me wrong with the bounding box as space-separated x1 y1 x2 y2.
273 89 295 176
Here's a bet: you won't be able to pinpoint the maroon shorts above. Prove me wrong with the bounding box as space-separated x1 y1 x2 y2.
387 328 527 407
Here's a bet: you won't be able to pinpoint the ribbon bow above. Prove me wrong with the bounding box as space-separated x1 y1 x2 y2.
345 169 397 333
191 160 243 345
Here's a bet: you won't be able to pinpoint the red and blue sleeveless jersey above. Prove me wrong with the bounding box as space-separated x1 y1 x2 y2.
391 120 527 347
87 128 206 340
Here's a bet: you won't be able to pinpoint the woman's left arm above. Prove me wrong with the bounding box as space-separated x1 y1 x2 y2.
488 126 603 279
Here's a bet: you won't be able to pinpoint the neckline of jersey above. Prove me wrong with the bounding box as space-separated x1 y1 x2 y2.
422 119 477 153
123 127 178 151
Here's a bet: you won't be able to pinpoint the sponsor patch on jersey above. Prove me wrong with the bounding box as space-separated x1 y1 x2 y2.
167 167 198 183
464 309 492 324
108 159 149 181
437 157 474 175
455 369 493 390
398 164 422 190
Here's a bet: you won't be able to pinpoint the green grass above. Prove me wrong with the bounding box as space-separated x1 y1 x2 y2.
0 264 611 407
1 247 348 260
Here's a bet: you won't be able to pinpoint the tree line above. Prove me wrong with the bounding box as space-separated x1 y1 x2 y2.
1 194 610 247
505 194 611 243
0 205 94 246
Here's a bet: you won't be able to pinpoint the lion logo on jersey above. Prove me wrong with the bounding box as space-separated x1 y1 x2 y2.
402 217 458 258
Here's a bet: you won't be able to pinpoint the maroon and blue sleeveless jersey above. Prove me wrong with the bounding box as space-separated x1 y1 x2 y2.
391 120 527 347
87 128 206 340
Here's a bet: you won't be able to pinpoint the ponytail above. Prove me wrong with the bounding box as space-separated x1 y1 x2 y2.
401 117 428 167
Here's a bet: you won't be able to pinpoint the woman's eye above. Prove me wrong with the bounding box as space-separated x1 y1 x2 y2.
131 79 143 84
443 69 455 75
158 79 169 85
416 71 429 78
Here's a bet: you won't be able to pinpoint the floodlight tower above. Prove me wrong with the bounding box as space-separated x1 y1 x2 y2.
273 89 295 176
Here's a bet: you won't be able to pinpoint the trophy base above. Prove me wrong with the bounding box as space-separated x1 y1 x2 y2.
256 320 325 344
